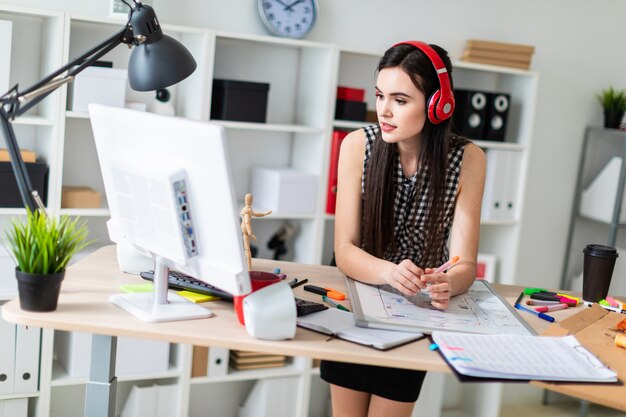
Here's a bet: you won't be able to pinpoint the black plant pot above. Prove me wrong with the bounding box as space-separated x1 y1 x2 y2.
604 109 625 129
15 268 65 312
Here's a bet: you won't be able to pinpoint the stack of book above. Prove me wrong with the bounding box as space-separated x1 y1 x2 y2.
461 39 535 70
229 350 288 371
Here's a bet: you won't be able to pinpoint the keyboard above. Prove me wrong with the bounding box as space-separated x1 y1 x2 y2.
140 270 328 316
140 270 233 301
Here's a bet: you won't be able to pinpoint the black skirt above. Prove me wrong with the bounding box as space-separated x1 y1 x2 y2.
320 360 426 403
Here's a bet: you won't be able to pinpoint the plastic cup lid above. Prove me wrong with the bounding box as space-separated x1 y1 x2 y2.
583 244 619 258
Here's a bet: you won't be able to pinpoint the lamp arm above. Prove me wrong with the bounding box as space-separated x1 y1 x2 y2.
5 26 131 119
0 23 132 212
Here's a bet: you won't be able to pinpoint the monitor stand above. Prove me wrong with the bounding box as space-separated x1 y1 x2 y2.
110 254 213 322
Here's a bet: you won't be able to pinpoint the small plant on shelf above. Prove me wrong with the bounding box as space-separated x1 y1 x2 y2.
597 87 626 129
3 209 92 311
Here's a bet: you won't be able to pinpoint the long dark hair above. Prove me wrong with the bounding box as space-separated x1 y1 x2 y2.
362 43 465 267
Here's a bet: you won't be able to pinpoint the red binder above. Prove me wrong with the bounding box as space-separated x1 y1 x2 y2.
326 130 348 214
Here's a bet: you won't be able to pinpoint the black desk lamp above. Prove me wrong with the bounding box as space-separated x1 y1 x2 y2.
0 1 197 212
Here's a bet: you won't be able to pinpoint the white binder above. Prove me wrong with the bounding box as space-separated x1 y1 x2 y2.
207 347 229 376
482 149 507 220
502 151 522 220
0 313 15 395
13 325 40 394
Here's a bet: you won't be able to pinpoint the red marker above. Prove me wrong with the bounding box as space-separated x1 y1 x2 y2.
534 303 569 313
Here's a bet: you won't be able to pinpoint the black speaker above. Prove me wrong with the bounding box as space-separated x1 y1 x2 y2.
452 89 489 139
484 92 511 141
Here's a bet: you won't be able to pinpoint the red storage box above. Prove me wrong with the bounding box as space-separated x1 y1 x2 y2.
337 86 365 102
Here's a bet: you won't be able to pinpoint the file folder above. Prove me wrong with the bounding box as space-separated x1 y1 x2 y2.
0 314 15 395
0 398 28 417
13 325 40 394
482 149 506 220
207 347 229 376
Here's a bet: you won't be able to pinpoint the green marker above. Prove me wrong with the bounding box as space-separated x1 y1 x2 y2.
322 295 350 312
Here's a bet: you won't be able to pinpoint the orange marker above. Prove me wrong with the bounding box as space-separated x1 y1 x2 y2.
433 256 460 274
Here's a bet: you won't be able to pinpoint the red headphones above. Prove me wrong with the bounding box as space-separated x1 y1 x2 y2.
393 41 455 124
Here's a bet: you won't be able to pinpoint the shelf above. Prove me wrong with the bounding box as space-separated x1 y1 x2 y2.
0 208 26 216
59 208 110 217
0 392 39 401
333 120 370 130
50 360 182 387
65 111 90 119
211 120 325 134
12 115 55 126
453 60 537 76
473 140 525 151
190 362 304 385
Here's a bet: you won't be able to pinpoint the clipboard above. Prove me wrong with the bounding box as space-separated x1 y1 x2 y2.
346 278 535 335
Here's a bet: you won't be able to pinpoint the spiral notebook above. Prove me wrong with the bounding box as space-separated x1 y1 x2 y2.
431 332 618 382
297 308 424 350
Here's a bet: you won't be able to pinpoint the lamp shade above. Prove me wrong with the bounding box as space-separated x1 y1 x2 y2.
127 4 197 91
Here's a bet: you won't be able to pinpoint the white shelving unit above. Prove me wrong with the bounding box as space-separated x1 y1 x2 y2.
0 5 538 417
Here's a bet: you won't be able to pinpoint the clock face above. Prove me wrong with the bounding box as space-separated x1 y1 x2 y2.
258 0 318 39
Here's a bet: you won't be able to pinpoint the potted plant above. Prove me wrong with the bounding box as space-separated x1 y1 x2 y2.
597 87 626 129
3 209 91 312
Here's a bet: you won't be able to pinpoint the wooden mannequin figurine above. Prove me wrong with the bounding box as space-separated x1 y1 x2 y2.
240 193 272 270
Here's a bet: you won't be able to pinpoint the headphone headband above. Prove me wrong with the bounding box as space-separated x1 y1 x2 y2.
392 41 455 124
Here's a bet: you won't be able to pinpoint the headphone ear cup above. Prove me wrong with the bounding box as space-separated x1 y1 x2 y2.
427 89 442 123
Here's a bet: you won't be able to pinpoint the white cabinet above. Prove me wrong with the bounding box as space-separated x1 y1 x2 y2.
0 5 538 417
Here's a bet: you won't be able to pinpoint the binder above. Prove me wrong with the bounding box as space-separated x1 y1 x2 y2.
13 325 40 394
325 130 348 214
502 151 522 220
156 384 177 417
0 313 15 395
207 347 229 376
481 149 507 220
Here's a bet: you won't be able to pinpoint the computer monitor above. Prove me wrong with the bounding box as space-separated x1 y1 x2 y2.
89 104 251 322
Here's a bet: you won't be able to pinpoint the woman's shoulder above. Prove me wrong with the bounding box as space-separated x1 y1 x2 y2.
448 135 485 173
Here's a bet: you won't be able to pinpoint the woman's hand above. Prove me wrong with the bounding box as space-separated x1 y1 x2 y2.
384 259 425 296
421 268 452 309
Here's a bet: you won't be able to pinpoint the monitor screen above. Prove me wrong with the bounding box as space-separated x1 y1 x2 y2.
90 104 251 321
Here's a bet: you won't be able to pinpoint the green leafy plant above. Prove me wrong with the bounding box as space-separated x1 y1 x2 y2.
597 87 626 113
4 209 92 274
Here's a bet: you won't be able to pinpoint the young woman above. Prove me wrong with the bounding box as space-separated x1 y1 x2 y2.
321 41 486 417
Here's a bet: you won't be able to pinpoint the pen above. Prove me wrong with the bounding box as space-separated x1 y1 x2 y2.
514 291 524 306
534 303 568 313
526 299 561 306
290 278 308 289
515 302 555 323
433 256 460 274
322 295 350 312
583 301 625 314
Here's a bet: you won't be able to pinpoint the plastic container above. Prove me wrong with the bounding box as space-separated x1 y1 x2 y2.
211 79 270 123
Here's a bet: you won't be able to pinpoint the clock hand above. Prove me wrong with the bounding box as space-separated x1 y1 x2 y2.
285 0 304 12
275 0 291 8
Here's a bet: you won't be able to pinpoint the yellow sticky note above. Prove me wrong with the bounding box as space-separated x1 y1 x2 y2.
177 290 219 303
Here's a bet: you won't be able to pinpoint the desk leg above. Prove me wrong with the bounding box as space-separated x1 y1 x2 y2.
84 335 118 417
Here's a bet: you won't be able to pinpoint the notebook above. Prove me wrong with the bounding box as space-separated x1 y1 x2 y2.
297 308 424 350
431 331 618 382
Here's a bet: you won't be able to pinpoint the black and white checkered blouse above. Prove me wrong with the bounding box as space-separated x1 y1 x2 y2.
361 124 465 268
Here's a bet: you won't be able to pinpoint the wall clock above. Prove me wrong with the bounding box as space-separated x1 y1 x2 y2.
258 0 318 39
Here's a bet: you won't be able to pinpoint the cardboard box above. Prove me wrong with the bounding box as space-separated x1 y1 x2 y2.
335 99 367 121
535 304 626 411
250 167 318 214
54 331 170 377
0 149 36 163
337 86 365 102
68 66 127 112
61 186 101 208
